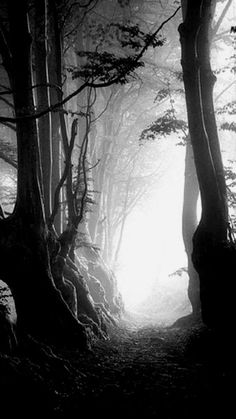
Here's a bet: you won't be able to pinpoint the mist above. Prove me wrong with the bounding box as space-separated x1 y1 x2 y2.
1 1 236 417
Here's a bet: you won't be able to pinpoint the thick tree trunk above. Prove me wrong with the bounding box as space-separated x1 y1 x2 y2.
179 2 226 232
0 0 87 348
179 0 235 329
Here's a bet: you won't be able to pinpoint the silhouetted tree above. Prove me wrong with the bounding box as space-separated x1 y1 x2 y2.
0 0 88 347
179 0 236 329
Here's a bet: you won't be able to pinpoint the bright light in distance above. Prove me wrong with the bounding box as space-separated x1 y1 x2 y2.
115 1 235 320
115 144 189 317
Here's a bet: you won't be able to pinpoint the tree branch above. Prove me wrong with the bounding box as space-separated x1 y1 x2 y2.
0 120 16 131
212 0 233 37
49 118 78 228
0 5 181 123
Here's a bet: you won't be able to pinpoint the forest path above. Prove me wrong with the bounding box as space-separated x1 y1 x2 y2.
1 316 233 418
66 317 232 419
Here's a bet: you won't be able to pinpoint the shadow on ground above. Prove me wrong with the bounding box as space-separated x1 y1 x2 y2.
0 313 233 418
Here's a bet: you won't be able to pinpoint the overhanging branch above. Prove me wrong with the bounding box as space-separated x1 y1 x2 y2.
0 6 181 124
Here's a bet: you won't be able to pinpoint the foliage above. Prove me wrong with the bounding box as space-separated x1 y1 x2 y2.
70 20 165 84
225 166 236 186
220 121 236 132
139 108 187 142
70 52 145 84
86 21 165 51
218 102 236 132
0 283 11 305
216 100 236 115
224 166 236 216
154 87 184 102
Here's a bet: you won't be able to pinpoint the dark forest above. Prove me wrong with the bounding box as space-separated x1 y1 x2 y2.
0 0 235 417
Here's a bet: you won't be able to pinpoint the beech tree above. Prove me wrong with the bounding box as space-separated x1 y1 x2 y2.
179 0 236 328
0 0 88 347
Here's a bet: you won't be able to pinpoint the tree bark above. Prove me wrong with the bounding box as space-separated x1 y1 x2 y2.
34 0 52 222
179 0 235 329
197 0 228 220
45 0 111 332
0 0 87 348
179 1 226 233
48 0 63 235
182 140 200 316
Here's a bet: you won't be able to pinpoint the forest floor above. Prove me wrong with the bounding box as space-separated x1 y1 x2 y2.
0 312 234 419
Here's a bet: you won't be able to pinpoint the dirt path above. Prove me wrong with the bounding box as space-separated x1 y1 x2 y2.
0 318 233 418
64 319 233 419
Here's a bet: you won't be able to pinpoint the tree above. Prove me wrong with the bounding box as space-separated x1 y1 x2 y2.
179 0 236 329
0 0 88 347
182 139 200 317
34 0 52 223
0 0 182 350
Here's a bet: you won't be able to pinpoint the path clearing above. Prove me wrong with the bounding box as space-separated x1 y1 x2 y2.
0 317 233 418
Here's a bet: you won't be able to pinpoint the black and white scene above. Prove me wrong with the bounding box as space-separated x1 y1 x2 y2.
0 0 235 417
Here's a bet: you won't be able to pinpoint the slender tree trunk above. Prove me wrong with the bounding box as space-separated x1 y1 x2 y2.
34 0 52 222
48 0 63 235
198 0 228 220
112 176 131 269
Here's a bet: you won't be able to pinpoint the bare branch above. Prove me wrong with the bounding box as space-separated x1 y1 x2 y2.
0 80 89 122
74 88 93 225
91 90 113 123
0 95 13 108
212 0 233 37
0 120 16 131
49 118 78 228
0 203 5 219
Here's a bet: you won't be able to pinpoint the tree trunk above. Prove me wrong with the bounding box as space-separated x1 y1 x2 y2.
182 139 200 316
34 0 52 223
179 0 235 329
197 0 228 220
0 0 87 348
179 1 226 232
48 0 63 235
112 176 131 269
45 0 111 334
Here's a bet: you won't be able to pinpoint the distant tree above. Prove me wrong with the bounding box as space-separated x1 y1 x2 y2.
140 88 201 317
